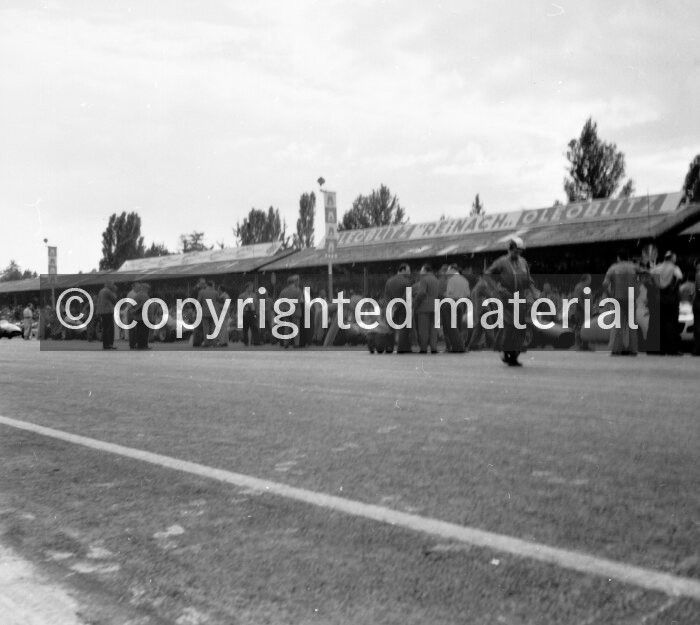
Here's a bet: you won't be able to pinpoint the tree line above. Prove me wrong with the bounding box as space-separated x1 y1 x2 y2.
7 117 696 275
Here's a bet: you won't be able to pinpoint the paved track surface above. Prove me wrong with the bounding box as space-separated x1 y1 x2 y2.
0 340 698 623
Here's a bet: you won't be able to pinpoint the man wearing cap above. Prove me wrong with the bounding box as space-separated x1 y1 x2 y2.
483 237 539 366
650 251 683 355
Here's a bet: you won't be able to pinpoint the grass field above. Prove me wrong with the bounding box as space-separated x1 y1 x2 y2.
0 339 698 624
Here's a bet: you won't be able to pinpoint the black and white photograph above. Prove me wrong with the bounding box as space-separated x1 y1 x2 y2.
1 1 699 623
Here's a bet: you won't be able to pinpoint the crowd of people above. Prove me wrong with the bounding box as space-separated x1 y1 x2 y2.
5 240 700 363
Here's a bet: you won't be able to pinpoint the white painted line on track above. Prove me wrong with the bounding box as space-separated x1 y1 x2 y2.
1 414 699 601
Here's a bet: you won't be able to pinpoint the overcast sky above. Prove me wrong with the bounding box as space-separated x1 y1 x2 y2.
1 0 698 273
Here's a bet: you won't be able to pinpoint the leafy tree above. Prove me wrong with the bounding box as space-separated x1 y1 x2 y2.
234 207 289 247
618 179 635 199
179 231 211 253
470 194 485 216
143 242 171 258
0 260 37 282
681 154 700 204
564 117 634 202
99 211 145 270
293 192 316 249
339 184 406 230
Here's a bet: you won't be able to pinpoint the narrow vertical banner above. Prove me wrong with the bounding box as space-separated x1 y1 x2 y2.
47 245 58 306
323 191 338 297
48 246 58 274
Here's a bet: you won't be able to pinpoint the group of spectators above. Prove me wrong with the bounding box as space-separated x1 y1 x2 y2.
6 244 700 359
601 248 699 356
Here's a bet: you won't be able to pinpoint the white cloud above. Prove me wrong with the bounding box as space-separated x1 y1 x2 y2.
0 0 698 272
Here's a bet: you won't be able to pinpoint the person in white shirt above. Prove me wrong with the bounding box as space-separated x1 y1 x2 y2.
22 303 34 340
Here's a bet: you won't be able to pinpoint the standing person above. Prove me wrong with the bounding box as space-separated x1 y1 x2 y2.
299 282 315 348
257 286 274 344
22 303 34 340
571 274 592 351
651 251 683 355
443 264 471 352
413 264 440 354
642 263 661 354
125 282 139 348
436 265 451 351
239 282 260 346
467 275 494 351
96 281 117 350
693 263 700 356
484 237 539 366
602 249 640 356
189 277 208 347
131 283 152 350
197 279 218 347
312 288 328 345
383 263 413 353
216 284 231 347
277 275 303 348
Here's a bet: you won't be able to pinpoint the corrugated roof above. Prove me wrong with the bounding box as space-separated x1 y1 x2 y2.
0 277 41 294
118 241 285 272
264 201 700 270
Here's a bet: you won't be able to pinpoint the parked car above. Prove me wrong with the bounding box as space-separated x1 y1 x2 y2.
0 319 23 339
152 304 195 342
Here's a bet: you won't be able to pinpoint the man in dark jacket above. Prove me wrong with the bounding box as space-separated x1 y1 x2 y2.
239 282 260 346
484 237 539 366
384 263 413 353
277 275 303 348
197 279 219 347
131 283 152 350
413 264 439 353
96 281 117 350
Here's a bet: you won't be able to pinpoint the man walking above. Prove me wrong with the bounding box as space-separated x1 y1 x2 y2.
96 281 117 350
484 237 539 366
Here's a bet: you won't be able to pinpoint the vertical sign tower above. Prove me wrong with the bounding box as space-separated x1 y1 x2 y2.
47 246 57 275
47 245 58 306
323 190 338 297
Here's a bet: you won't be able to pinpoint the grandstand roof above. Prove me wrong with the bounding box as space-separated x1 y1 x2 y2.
0 277 40 294
265 193 699 271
